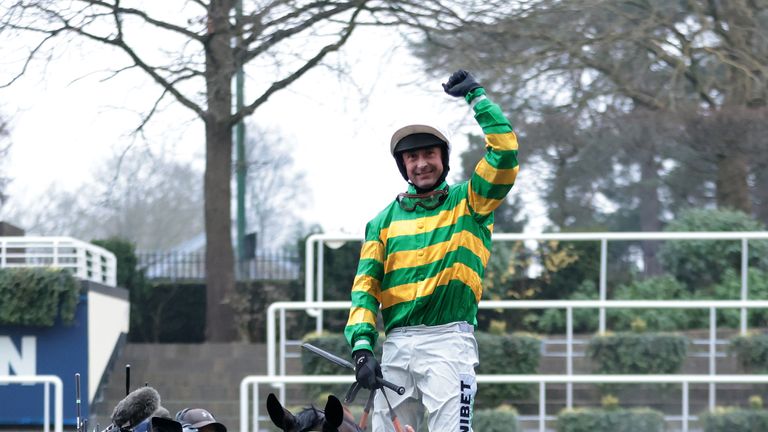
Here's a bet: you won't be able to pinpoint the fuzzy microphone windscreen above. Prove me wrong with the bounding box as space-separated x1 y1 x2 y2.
111 387 161 428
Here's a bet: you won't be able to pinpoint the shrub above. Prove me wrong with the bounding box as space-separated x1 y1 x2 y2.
556 407 666 432
658 208 768 291
472 405 521 432
475 331 541 407
588 332 688 375
730 333 768 373
0 268 80 326
700 407 768 432
536 280 600 334
608 276 694 331
699 268 768 328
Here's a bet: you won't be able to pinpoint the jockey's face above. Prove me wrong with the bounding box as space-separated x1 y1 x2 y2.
402 145 443 189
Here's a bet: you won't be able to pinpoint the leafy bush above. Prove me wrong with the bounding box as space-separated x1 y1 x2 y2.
700 407 768 432
609 276 694 331
475 332 541 407
658 208 768 291
587 332 688 375
730 333 768 373
472 405 521 432
697 268 768 328
535 280 600 334
0 268 80 326
556 407 666 432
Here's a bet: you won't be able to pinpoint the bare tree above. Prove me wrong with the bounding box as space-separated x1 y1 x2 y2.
0 0 505 340
2 149 204 250
415 0 768 215
244 124 308 249
0 115 9 208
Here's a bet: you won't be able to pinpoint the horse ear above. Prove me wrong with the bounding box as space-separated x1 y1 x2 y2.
267 393 298 431
322 394 344 431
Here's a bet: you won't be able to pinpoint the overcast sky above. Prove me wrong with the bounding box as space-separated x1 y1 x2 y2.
0 22 538 240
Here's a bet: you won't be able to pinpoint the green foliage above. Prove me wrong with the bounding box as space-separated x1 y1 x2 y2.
699 268 768 328
730 333 768 373
609 276 694 331
587 332 688 375
700 407 768 432
0 268 80 326
658 208 768 291
538 240 601 301
472 405 521 432
475 332 541 407
231 280 306 342
92 237 140 288
556 407 666 432
535 280 600 334
129 282 206 342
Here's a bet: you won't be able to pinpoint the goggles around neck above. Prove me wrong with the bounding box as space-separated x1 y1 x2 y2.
396 187 448 212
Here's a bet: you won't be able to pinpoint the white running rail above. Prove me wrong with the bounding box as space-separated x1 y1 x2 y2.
0 375 64 432
266 299 768 421
304 231 768 334
240 374 768 432
0 236 117 287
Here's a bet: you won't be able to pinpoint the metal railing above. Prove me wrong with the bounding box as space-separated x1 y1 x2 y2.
137 250 300 281
240 374 768 432
303 231 768 333
0 236 117 287
0 375 63 432
265 299 768 421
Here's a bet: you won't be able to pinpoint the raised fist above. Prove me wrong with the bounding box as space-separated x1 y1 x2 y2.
442 70 482 98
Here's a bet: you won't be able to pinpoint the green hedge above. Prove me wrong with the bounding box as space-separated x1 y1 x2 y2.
588 332 688 374
700 408 768 432
658 208 768 291
730 333 768 373
556 407 666 432
472 405 521 432
0 268 80 326
475 332 541 406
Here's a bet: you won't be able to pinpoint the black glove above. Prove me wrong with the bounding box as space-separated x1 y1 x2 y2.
353 350 382 390
442 70 482 98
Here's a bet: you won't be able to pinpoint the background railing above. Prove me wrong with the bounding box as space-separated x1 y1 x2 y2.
303 231 768 333
137 249 300 281
240 374 768 432
0 236 117 287
0 375 63 432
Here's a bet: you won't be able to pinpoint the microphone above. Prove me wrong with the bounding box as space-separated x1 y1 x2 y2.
111 387 161 429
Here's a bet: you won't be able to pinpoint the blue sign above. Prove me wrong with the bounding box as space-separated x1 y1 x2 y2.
0 295 89 426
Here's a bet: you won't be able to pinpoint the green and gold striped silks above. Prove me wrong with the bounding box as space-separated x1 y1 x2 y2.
345 95 519 354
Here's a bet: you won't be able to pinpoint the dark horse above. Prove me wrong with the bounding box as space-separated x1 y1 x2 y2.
266 393 363 432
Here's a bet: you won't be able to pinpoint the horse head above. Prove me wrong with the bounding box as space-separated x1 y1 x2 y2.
266 393 360 432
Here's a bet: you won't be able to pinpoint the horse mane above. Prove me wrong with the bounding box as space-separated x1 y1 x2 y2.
294 405 324 429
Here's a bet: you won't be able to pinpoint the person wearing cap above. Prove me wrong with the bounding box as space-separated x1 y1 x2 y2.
344 70 519 431
175 408 227 432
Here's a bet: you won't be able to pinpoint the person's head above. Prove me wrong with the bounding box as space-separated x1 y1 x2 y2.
390 124 450 191
175 408 227 432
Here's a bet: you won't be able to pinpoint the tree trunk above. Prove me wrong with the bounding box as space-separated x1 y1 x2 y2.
204 0 237 341
638 153 662 276
755 167 768 226
716 152 751 214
